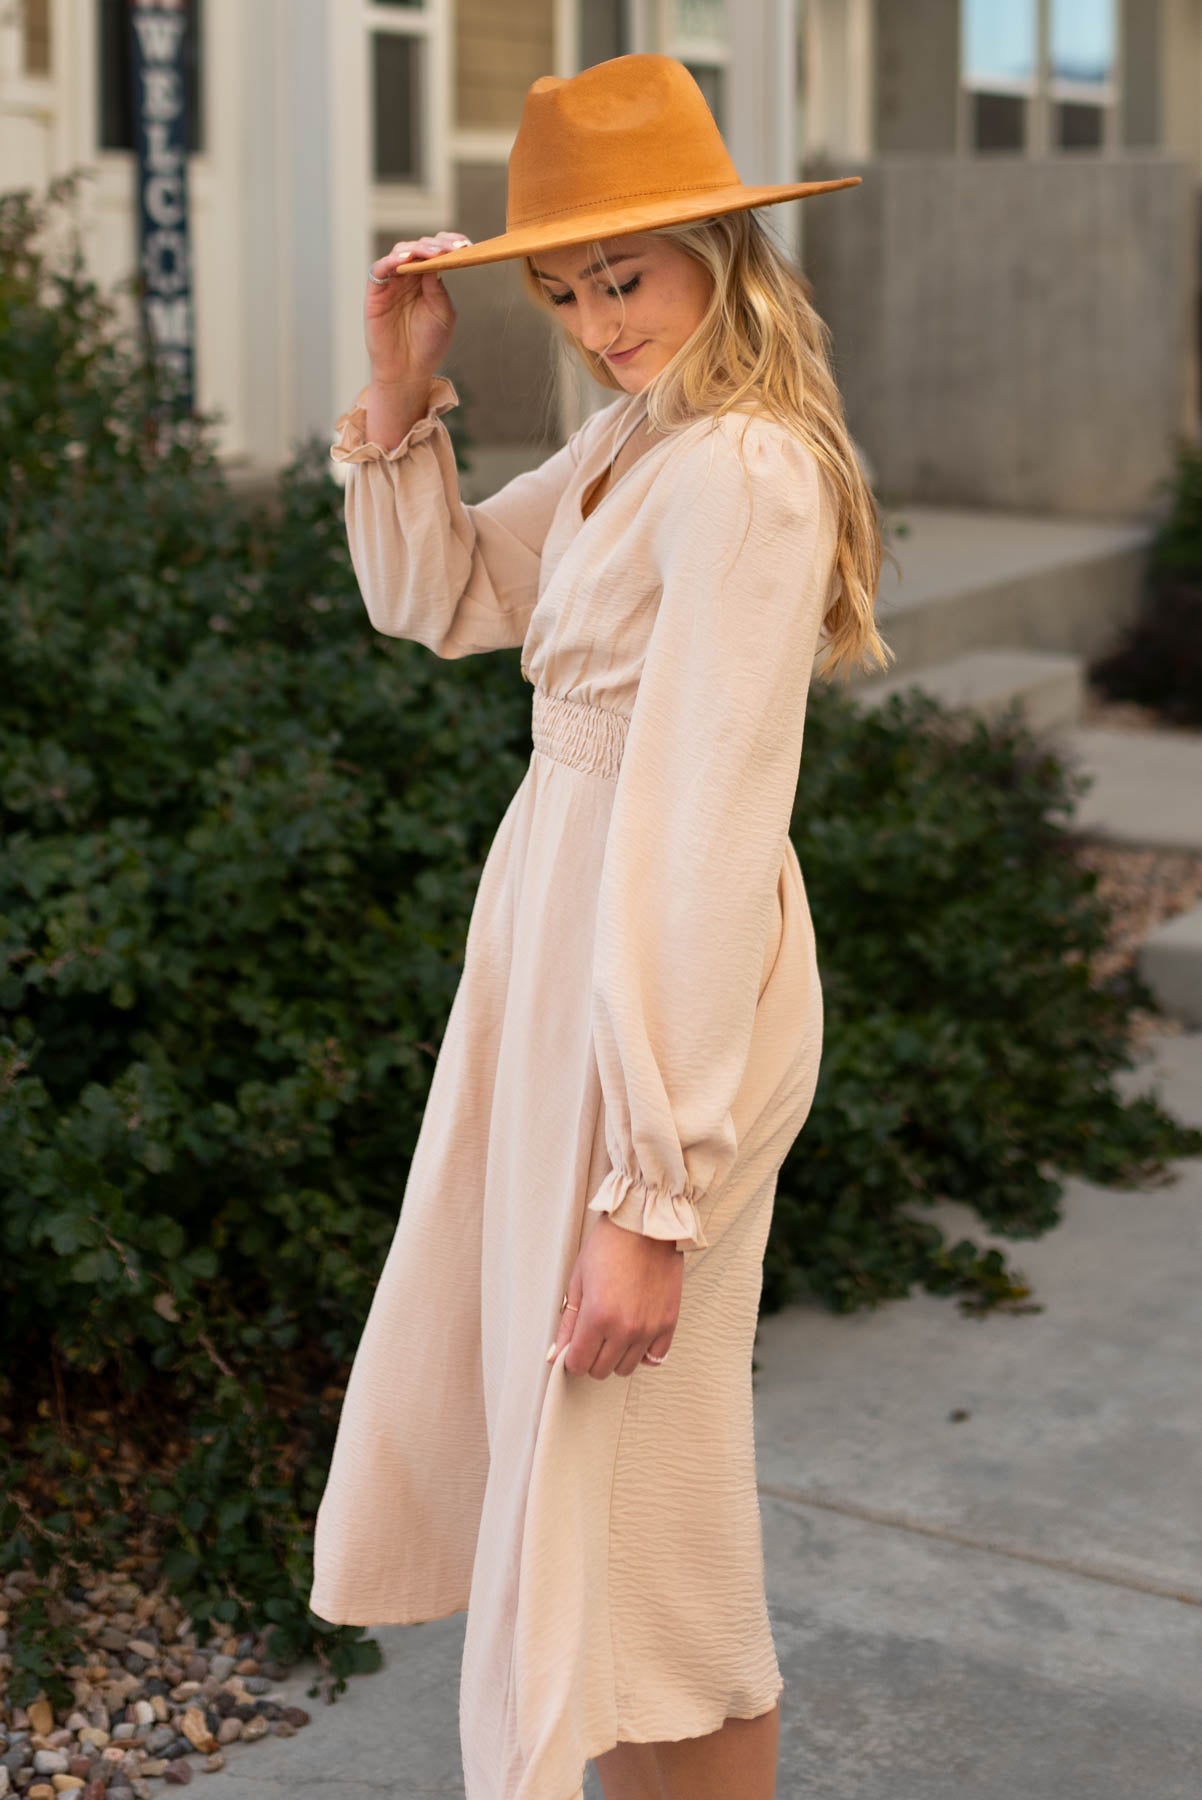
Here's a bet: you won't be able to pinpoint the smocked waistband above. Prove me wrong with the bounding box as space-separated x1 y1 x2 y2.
531 689 629 782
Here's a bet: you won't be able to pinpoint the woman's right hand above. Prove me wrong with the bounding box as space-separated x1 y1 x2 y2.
364 231 474 388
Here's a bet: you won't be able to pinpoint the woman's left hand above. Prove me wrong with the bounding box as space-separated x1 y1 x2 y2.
548 1215 682 1378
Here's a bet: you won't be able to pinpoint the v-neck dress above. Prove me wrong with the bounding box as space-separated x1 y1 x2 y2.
309 372 841 1800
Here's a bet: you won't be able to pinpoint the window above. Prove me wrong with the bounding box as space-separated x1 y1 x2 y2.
370 0 433 183
374 33 423 180
23 0 52 76
960 0 1116 155
962 3 1035 149
98 0 204 155
1049 0 1115 149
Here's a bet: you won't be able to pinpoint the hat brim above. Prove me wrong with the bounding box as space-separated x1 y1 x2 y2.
386 176 862 274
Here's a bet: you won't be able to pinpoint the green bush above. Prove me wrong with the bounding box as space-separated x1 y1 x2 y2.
768 686 1199 1312
1090 436 1202 724
2 176 1198 1712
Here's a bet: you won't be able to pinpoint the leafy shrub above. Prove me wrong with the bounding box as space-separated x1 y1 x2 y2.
767 687 1200 1312
2 176 1198 1712
1 174 517 1703
1089 437 1202 724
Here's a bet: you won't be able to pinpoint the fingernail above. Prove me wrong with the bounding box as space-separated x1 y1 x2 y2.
545 1342 557 1362
394 251 411 261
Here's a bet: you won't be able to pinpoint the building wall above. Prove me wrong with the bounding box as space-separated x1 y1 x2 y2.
874 0 958 154
801 150 1193 517
1161 0 1202 174
1123 0 1164 147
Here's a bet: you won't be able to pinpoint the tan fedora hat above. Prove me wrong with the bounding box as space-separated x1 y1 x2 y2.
392 52 861 275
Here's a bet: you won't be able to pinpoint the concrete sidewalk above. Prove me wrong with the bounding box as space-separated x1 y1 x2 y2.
752 1025 1202 1799
200 1026 1202 1799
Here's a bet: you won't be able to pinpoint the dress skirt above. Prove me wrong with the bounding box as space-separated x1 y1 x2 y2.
309 691 822 1800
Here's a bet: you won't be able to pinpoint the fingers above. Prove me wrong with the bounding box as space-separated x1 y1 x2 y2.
614 1339 653 1377
546 1276 584 1366
548 1300 674 1380
640 1329 673 1370
370 231 474 281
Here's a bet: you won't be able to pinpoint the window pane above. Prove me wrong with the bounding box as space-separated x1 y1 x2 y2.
1051 0 1114 84
98 0 203 154
672 0 727 42
962 0 1036 87
971 90 1027 151
23 0 52 75
1056 100 1105 147
373 31 423 182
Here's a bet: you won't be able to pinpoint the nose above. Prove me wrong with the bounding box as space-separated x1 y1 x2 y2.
573 293 624 355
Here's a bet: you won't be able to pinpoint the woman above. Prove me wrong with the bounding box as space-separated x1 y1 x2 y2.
309 52 889 1800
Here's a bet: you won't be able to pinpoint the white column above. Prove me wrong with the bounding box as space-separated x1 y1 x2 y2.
233 0 294 466
728 0 804 264
243 0 364 467
327 4 372 438
802 0 873 163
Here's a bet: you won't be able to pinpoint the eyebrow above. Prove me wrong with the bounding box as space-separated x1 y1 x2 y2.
529 253 640 284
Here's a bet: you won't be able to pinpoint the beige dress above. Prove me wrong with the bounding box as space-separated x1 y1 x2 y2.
308 371 840 1800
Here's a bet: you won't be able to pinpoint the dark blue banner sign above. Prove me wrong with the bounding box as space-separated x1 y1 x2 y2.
128 0 195 412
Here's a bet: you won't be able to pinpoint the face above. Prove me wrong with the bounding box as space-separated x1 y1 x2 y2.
529 232 712 391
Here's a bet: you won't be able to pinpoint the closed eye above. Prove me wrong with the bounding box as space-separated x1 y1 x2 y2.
545 273 642 307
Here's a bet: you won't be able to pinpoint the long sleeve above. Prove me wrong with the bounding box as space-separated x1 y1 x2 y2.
331 375 602 659
586 417 838 1253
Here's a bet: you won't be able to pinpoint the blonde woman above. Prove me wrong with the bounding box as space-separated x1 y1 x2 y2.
310 52 889 1800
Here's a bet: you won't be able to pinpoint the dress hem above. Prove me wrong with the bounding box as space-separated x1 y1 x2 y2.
306 1594 469 1628
569 1676 785 1800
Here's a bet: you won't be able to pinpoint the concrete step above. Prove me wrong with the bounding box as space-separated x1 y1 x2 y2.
1052 725 1202 854
1138 903 1202 1028
844 646 1086 733
856 504 1153 678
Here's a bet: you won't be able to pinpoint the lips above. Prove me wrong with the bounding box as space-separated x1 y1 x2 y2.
606 340 646 363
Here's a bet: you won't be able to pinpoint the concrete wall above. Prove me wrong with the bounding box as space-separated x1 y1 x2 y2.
1124 0 1164 148
874 0 958 154
800 150 1194 518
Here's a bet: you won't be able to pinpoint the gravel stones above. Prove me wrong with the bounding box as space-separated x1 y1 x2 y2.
0 1570 310 1797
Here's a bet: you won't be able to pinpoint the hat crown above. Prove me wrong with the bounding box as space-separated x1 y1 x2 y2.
506 54 740 234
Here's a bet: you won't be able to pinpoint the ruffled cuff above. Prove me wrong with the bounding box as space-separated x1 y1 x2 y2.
586 1166 710 1253
330 374 460 465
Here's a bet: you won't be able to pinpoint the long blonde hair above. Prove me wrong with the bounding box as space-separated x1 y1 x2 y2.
518 210 896 681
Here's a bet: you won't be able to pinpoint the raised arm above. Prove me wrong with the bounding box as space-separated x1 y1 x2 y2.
338 226 622 658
